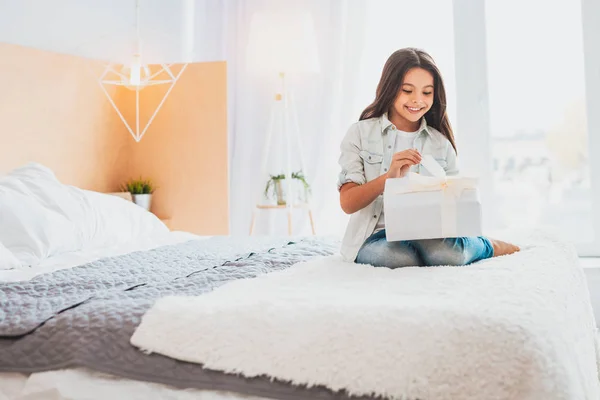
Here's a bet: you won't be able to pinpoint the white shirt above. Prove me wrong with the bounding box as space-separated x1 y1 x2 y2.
373 128 418 232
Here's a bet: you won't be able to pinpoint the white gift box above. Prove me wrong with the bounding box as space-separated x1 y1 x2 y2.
383 155 483 241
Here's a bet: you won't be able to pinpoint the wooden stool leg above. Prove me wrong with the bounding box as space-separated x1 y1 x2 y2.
308 209 316 235
249 209 257 235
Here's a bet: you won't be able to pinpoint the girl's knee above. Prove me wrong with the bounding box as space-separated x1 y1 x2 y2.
379 253 421 268
425 249 470 266
356 242 421 269
357 252 420 269
418 238 471 266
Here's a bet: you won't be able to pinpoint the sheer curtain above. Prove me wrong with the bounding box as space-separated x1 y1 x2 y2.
223 0 457 237
223 0 368 237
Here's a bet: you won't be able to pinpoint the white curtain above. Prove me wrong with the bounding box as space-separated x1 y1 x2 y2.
221 0 458 238
222 0 368 237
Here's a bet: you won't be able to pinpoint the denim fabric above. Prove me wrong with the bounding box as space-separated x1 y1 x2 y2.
355 229 493 268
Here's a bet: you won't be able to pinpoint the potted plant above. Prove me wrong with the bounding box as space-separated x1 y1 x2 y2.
121 177 155 211
264 170 311 206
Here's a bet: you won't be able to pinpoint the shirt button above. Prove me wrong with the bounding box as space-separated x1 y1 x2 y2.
388 145 392 149
384 168 388 172
373 215 377 218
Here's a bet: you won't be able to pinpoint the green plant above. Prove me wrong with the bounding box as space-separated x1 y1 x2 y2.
264 170 311 202
121 177 156 195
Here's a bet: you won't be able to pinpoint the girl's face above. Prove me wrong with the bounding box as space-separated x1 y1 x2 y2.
391 67 434 126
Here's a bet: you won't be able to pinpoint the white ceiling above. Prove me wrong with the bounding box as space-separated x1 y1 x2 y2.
0 0 226 64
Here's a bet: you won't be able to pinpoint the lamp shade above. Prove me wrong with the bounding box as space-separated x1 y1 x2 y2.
245 10 320 74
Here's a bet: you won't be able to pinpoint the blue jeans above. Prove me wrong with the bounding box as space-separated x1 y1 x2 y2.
355 229 494 268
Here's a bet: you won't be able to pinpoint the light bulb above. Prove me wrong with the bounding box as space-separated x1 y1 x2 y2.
120 54 151 90
130 54 141 85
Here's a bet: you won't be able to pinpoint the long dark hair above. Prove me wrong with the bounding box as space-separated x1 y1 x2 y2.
360 48 457 152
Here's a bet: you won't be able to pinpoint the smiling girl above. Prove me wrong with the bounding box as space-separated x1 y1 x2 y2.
337 48 519 268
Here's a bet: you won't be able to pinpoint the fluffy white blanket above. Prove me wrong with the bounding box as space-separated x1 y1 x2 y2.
131 231 600 400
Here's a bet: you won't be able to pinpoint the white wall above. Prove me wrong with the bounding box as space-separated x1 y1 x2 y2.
0 0 225 63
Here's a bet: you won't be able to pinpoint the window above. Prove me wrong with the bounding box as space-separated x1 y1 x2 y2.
484 0 596 250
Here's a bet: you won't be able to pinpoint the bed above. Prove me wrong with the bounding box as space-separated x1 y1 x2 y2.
0 163 342 400
1 163 599 400
0 232 339 400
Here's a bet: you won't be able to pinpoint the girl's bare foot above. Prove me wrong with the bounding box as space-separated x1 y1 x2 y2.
489 239 520 257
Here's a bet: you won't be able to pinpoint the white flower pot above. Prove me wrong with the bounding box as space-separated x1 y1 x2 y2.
132 194 153 211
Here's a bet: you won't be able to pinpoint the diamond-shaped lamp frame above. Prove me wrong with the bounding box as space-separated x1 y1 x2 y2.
97 62 188 142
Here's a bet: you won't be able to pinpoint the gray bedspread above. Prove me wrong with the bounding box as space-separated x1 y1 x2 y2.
0 236 374 400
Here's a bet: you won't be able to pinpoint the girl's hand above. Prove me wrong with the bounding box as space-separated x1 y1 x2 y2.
386 149 422 179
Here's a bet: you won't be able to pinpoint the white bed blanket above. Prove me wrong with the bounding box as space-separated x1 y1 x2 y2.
131 231 600 400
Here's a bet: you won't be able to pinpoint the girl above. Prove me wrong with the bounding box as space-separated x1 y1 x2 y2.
337 48 519 268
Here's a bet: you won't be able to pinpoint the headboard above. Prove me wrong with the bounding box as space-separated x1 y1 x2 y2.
0 42 127 191
0 42 229 235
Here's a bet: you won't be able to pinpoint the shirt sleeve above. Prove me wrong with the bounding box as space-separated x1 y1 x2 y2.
337 124 366 191
445 141 459 176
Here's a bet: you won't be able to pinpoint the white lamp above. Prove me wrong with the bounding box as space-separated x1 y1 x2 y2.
96 0 188 142
246 10 320 235
245 10 320 75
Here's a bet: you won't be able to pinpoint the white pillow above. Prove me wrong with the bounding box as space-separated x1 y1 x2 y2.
0 242 22 270
1 163 88 223
0 164 83 266
0 163 168 266
77 189 168 250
